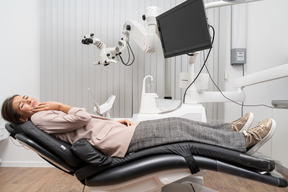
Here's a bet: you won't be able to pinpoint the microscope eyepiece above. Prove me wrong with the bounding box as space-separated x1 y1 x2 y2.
82 38 94 45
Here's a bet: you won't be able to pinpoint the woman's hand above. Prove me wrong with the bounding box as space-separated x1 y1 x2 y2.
117 119 134 126
33 102 72 114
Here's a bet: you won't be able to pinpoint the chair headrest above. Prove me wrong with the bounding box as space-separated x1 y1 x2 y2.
5 123 18 139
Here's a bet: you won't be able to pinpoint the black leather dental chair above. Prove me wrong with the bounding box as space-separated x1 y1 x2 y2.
5 121 288 192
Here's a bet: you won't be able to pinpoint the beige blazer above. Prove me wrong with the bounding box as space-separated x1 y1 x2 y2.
31 107 138 157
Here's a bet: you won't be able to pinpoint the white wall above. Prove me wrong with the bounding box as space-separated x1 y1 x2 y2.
0 0 49 166
223 0 288 156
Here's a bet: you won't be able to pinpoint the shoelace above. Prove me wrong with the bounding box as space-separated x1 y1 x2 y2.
246 124 264 141
231 118 246 131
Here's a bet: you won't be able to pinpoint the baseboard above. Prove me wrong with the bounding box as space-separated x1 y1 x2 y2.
0 160 52 167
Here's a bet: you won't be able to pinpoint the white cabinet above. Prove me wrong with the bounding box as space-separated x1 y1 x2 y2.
0 119 9 164
0 119 8 142
272 108 288 168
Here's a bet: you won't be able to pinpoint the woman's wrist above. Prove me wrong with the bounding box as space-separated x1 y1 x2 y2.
58 103 72 114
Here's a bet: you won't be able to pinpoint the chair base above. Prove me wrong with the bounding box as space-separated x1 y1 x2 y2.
88 169 207 192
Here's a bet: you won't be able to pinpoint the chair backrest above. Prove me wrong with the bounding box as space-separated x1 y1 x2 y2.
5 121 83 169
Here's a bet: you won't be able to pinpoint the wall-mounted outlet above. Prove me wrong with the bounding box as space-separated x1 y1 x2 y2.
231 48 246 65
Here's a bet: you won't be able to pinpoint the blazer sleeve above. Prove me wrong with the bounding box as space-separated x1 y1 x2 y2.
31 107 92 134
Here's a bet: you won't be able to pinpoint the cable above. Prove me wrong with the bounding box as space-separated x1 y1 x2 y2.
9 137 31 150
241 65 245 116
82 185 86 192
119 42 135 66
183 25 215 103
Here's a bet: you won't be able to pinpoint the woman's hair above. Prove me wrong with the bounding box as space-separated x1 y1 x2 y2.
1 94 22 124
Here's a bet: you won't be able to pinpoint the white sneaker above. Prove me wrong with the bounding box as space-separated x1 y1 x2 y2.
244 118 276 155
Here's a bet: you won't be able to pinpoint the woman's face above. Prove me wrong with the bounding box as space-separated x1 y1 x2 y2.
12 95 40 122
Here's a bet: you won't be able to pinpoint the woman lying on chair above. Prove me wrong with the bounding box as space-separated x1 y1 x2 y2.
1 95 276 157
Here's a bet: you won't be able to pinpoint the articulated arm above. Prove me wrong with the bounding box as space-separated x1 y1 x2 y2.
81 1 263 66
234 64 288 88
82 6 162 66
205 0 263 9
82 33 119 66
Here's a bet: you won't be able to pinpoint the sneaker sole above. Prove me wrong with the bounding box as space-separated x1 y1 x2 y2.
246 118 276 155
240 112 254 132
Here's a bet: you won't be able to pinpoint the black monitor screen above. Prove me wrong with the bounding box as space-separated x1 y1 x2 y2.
156 0 212 58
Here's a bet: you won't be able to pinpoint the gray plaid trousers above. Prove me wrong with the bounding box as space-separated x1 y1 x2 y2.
127 117 246 153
